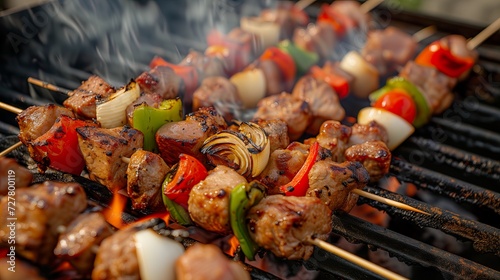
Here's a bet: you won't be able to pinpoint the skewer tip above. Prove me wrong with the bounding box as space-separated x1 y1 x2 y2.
352 188 431 215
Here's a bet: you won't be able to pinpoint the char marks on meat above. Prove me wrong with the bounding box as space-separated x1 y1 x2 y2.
252 118 290 153
135 65 182 100
315 120 352 162
0 182 87 267
176 243 250 280
63 75 115 119
348 121 389 147
0 157 32 196
77 126 144 192
247 195 332 260
126 150 170 211
156 107 226 166
188 165 247 234
345 140 391 182
180 50 227 79
307 160 370 212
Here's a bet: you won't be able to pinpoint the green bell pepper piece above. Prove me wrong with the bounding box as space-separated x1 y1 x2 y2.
278 40 319 77
229 181 265 261
369 77 431 128
132 98 183 152
161 165 193 226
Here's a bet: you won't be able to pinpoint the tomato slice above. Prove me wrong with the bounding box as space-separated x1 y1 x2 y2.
373 90 417 124
260 47 297 86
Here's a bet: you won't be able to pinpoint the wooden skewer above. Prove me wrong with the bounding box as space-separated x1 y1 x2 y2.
27 77 71 95
307 237 409 280
294 0 316 11
0 101 23 115
0 141 22 157
412 25 437 43
467 17 500 50
360 0 385 14
352 188 430 215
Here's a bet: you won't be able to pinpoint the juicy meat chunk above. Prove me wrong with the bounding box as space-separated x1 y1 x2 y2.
192 76 243 122
54 212 114 275
135 65 182 99
176 243 250 280
188 165 247 234
400 61 457 114
77 126 144 191
127 150 170 211
16 104 75 146
92 227 140 280
344 140 391 182
348 121 389 147
292 76 345 135
260 1 308 40
307 160 370 212
316 120 352 162
156 107 227 166
253 118 290 153
293 22 337 62
126 93 163 126
247 195 332 260
63 75 115 119
0 157 32 196
0 182 87 266
253 92 312 141
180 50 226 79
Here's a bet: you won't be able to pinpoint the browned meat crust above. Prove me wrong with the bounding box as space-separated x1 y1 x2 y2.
348 121 389 147
180 50 227 79
315 120 352 162
252 118 290 153
63 75 115 119
135 65 182 100
344 140 391 182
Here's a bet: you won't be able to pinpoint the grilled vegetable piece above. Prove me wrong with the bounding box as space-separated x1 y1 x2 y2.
127 150 171 211
280 141 319 197
247 195 332 260
77 126 144 192
0 182 87 266
344 140 391 182
126 93 163 127
63 75 115 119
230 67 267 109
96 80 141 128
54 212 114 275
0 157 32 196
339 50 379 98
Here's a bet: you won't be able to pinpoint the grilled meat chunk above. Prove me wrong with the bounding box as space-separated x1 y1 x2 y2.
192 76 243 122
77 126 144 191
348 121 389 147
135 65 182 99
316 120 352 162
127 150 170 211
0 182 87 266
251 58 286 96
400 61 457 114
16 104 75 146
345 141 391 182
253 118 290 153
293 22 337 62
307 160 370 212
180 50 226 79
92 227 140 280
188 165 247 234
126 93 163 126
0 157 32 196
292 76 345 135
156 107 227 166
63 75 115 119
176 243 250 280
247 195 332 260
54 212 114 275
253 92 312 141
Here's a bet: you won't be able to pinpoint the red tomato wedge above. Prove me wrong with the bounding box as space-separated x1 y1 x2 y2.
373 90 417 124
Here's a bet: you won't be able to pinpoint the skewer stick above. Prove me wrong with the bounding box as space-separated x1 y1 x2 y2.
352 188 430 215
467 17 500 50
412 25 437 43
27 77 71 95
360 0 385 14
294 0 316 11
0 102 23 114
0 141 22 157
307 237 409 280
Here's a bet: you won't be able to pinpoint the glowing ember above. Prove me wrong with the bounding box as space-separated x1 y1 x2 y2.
226 235 240 256
102 191 128 229
131 212 171 227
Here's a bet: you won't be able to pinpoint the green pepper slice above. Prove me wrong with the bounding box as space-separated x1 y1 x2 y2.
132 98 183 152
161 166 193 226
278 40 319 77
229 181 265 260
369 77 431 128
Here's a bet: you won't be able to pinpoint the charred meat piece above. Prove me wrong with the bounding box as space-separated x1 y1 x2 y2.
63 75 115 119
247 195 332 260
180 50 227 79
188 165 247 234
345 141 391 182
192 76 243 122
362 26 417 76
307 160 370 212
0 157 32 196
400 61 457 114
0 182 87 266
16 104 75 146
292 76 345 135
77 126 144 192
253 92 312 141
127 150 170 211
253 118 290 153
92 227 140 280
176 243 250 280
126 93 163 126
54 212 114 275
156 107 226 166
315 120 352 162
348 121 389 147
135 65 182 100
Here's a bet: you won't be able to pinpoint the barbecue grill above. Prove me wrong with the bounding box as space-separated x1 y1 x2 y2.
0 0 499 279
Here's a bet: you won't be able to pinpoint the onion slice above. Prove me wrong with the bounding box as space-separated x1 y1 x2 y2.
358 107 415 150
240 16 280 50
339 51 379 98
230 68 266 109
96 80 140 128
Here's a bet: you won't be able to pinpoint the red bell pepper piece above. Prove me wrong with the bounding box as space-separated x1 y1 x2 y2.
310 65 350 99
317 4 348 38
30 115 98 175
415 41 475 78
260 46 297 89
279 141 320 196
164 154 208 209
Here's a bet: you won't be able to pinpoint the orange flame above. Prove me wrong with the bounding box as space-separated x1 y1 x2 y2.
226 235 240 256
131 212 171 227
102 191 128 229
